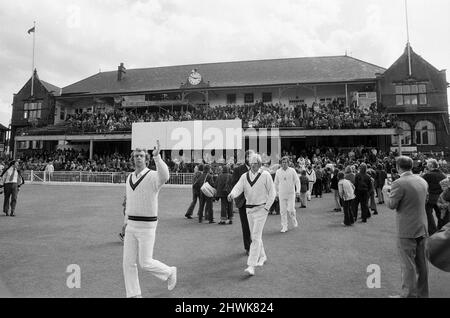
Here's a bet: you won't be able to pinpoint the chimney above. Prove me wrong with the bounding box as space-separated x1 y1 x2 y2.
117 63 126 81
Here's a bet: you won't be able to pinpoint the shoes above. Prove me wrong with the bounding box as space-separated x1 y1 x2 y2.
198 218 203 223
300 205 306 208
167 267 177 291
244 266 255 276
227 220 233 225
280 227 288 233
292 218 298 228
209 220 216 224
129 294 142 298
3 211 8 216
218 221 226 225
185 215 193 219
257 256 267 266
361 220 367 223
10 213 15 217
118 233 124 242
373 211 378 215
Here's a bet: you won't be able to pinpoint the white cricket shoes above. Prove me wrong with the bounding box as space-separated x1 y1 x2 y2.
167 267 177 291
244 266 255 276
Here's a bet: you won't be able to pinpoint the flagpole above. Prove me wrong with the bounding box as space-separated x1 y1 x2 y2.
31 21 36 97
405 0 412 76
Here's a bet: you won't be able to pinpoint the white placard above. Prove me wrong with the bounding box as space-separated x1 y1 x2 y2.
132 120 242 150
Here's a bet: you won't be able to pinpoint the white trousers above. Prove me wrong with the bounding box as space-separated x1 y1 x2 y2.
123 221 172 298
279 194 296 229
307 182 314 200
246 207 268 267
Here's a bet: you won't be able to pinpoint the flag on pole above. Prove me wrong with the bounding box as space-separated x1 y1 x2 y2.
27 26 35 34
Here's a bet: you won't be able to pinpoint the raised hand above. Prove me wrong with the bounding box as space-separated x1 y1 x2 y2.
152 140 161 157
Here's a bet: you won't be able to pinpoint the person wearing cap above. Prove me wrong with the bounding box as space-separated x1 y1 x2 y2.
228 153 276 276
421 159 447 234
122 141 177 298
1 160 25 217
274 156 300 233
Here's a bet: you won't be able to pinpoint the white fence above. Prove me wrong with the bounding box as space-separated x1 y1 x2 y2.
23 171 194 185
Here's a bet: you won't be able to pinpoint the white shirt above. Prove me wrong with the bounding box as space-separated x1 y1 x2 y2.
306 169 316 183
230 168 276 211
338 179 356 201
274 167 300 197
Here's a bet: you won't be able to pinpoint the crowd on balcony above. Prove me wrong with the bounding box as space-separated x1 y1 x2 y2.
62 100 398 133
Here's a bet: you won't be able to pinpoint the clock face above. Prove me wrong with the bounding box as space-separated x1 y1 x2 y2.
188 71 202 85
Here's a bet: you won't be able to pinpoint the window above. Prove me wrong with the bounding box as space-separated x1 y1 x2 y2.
23 102 42 120
415 120 436 145
262 92 272 103
226 94 236 104
60 107 65 120
244 93 254 104
17 141 30 149
391 121 412 145
395 83 427 105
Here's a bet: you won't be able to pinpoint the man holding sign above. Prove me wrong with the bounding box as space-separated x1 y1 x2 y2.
122 141 177 298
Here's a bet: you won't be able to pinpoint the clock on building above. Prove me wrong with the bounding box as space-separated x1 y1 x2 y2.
188 69 202 85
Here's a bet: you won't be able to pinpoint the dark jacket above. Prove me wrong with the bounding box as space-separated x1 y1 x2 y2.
192 170 203 194
194 172 214 194
375 169 387 189
215 167 232 198
231 163 249 208
355 172 371 192
330 175 339 190
422 169 447 204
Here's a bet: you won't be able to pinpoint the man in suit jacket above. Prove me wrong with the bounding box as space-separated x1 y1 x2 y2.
383 155 429 298
185 164 203 219
231 150 254 254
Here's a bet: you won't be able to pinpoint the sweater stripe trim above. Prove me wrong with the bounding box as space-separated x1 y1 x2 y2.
246 172 262 187
129 170 151 191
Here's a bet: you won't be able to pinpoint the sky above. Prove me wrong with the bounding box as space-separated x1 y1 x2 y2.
0 0 449 127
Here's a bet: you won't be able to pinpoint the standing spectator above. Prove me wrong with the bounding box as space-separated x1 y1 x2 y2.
375 164 387 204
313 165 323 198
45 160 55 181
196 165 215 224
299 170 309 208
305 165 316 201
274 157 300 233
228 153 276 276
391 168 400 182
323 167 332 193
185 164 203 219
231 150 254 255
367 169 379 215
354 163 372 223
422 159 448 234
436 177 450 227
338 171 355 226
215 165 233 225
330 169 342 212
1 160 25 217
383 156 429 298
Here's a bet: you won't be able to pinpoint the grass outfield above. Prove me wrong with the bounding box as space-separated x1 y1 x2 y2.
0 184 449 298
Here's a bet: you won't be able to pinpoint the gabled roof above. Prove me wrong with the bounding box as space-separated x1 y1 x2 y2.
40 80 61 96
62 55 386 96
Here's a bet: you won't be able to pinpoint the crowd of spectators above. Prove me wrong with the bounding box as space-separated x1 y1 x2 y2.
62 100 398 133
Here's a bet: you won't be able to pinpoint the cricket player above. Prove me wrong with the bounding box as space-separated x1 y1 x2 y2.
123 141 177 298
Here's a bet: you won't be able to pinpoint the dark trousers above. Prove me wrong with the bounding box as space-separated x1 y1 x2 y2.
314 179 323 197
238 206 252 251
185 190 200 216
220 197 233 220
397 236 429 298
355 191 370 221
198 193 213 221
270 199 280 214
342 199 354 225
4 183 18 214
425 202 442 235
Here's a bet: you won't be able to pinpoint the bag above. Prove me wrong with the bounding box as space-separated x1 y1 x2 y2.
200 174 216 198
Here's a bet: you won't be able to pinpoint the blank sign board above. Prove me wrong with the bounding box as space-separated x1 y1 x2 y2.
132 120 242 150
